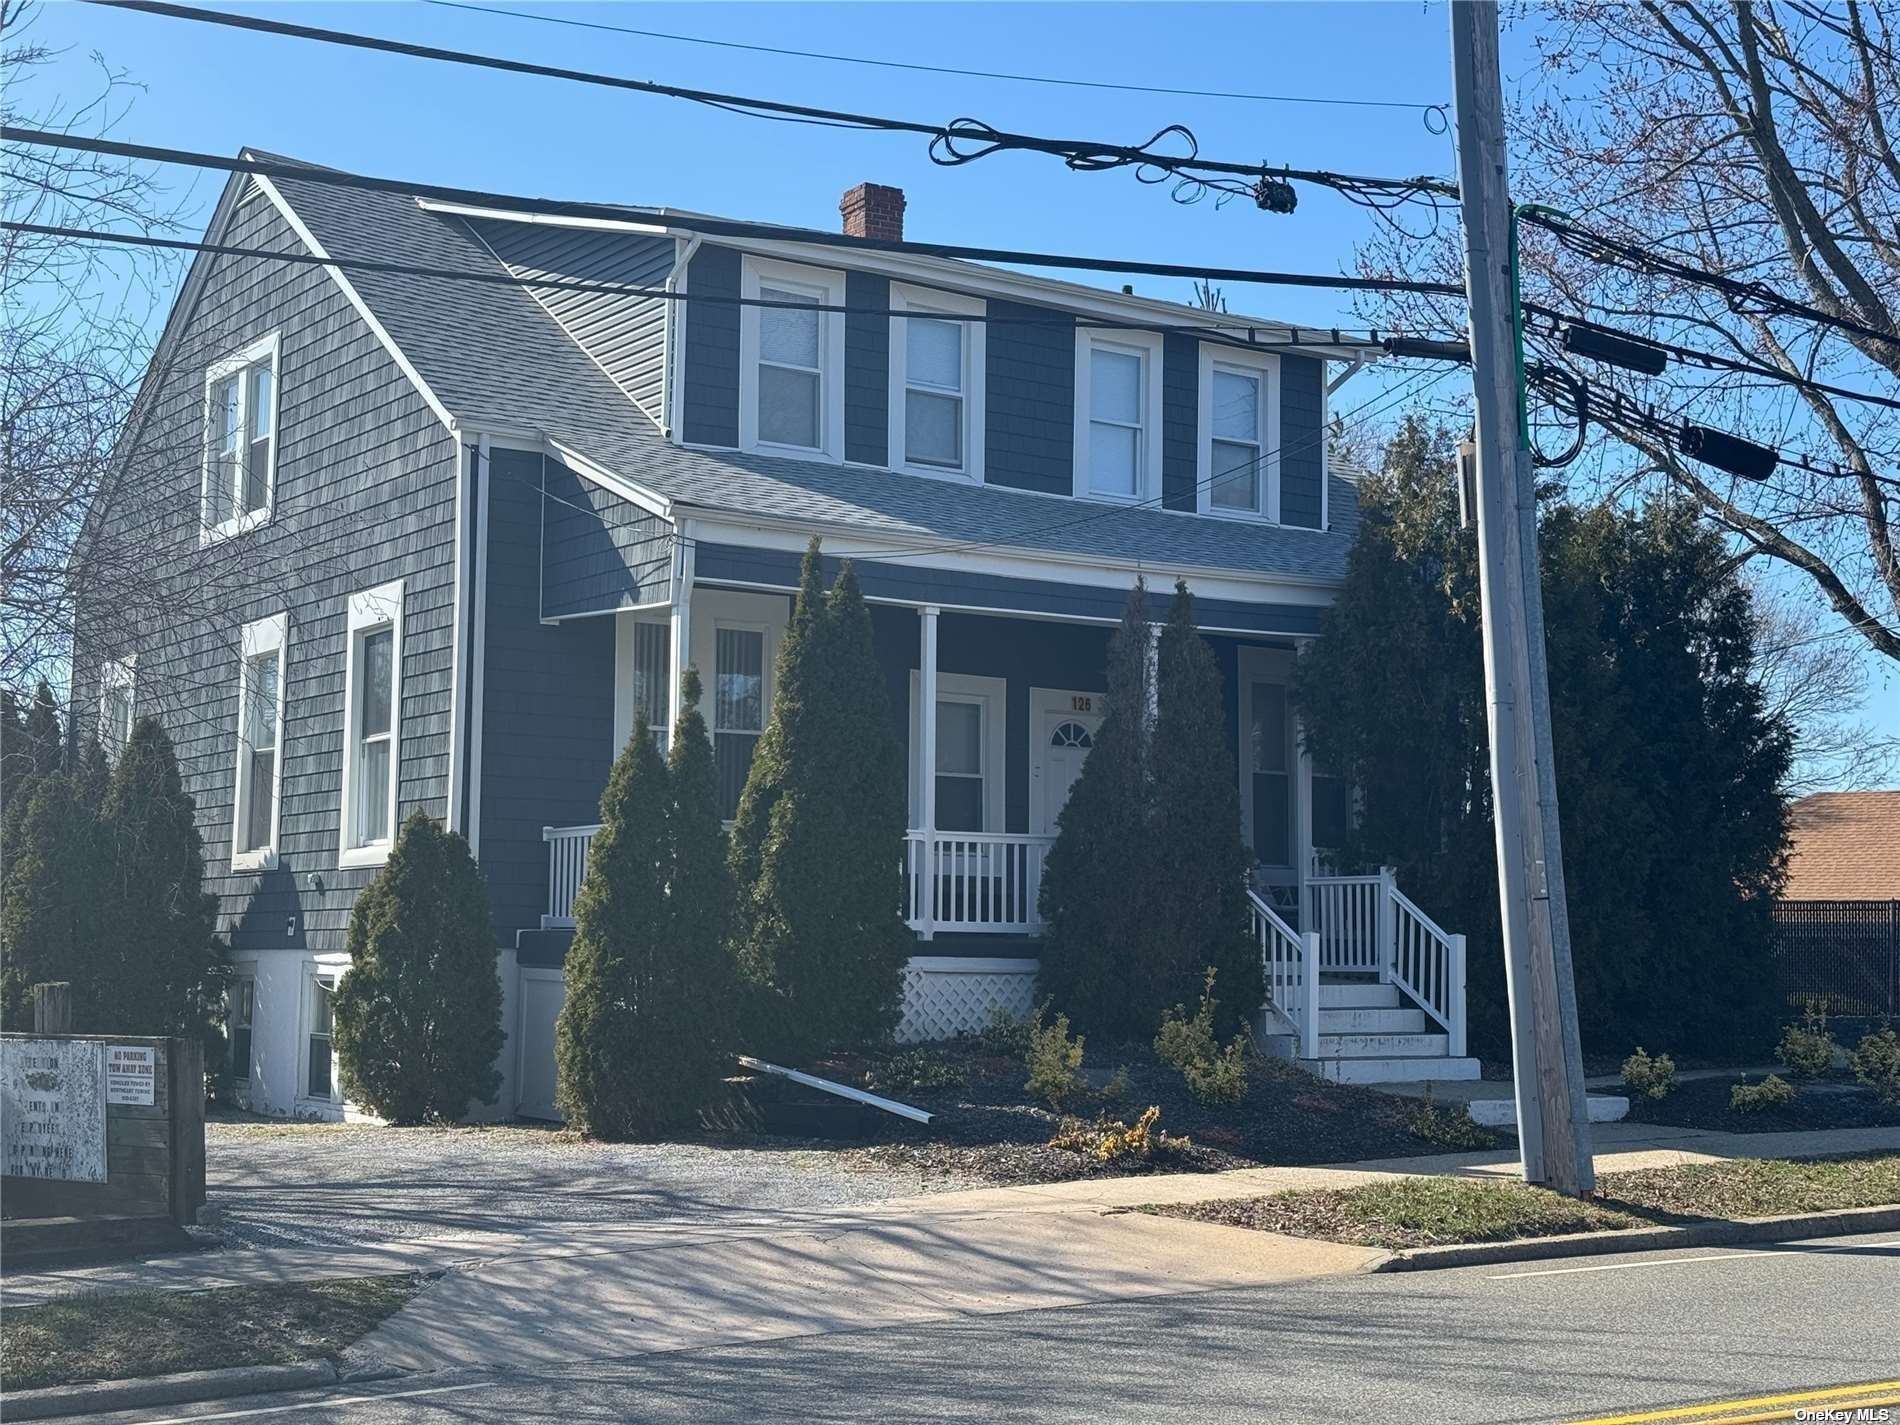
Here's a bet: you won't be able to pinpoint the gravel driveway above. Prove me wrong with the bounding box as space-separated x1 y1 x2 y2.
202 1117 976 1250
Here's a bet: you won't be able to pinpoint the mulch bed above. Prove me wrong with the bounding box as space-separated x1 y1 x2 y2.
747 1040 1501 1187
1616 1073 1900 1133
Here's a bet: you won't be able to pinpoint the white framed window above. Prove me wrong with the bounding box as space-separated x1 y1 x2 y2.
1197 344 1281 521
713 624 766 820
739 256 845 461
302 967 339 1103
908 672 1007 833
1073 329 1165 501
201 332 280 543
98 656 136 757
233 614 287 871
887 283 986 481
617 615 672 755
228 973 255 1083
339 580 402 868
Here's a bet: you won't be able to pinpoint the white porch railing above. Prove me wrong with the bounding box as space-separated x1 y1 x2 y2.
1306 872 1386 972
1251 890 1320 1053
543 823 600 928
905 831 1054 936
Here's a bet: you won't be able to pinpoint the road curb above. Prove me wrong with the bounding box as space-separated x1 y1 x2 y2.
3 1360 344 1421
1371 1202 1900 1272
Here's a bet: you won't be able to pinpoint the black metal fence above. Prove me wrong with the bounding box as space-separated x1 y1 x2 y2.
1772 899 1900 1018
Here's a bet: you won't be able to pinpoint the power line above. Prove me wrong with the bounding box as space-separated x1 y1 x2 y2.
421 0 1452 124
1 127 1467 302
83 0 1459 215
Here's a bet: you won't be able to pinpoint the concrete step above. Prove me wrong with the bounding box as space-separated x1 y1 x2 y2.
1315 1032 1449 1059
1318 1006 1426 1034
1300 1055 1483 1085
1316 982 1401 1009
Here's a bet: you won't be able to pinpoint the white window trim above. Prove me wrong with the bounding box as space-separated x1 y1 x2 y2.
339 580 403 870
1196 343 1282 523
1073 328 1166 502
232 614 287 872
907 671 1007 833
296 959 344 1108
98 655 137 756
738 255 846 462
614 611 674 751
200 331 282 545
228 965 257 1085
887 282 986 483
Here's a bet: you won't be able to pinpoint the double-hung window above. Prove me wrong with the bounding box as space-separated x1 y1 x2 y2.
933 700 985 832
229 975 255 1082
202 334 279 540
713 627 765 820
1247 679 1292 868
305 971 338 1102
340 581 402 867
1074 330 1164 501
1197 345 1280 520
740 258 845 460
625 618 672 753
889 284 985 479
233 614 287 871
98 656 136 757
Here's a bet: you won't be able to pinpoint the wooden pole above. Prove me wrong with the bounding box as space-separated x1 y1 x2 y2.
32 981 72 1034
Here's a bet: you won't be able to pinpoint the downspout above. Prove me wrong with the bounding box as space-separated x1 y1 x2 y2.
663 234 704 439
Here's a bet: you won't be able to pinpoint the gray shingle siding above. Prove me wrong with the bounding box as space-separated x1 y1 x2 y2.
479 447 617 944
471 221 673 426
682 243 741 447
1280 353 1325 529
83 185 459 957
844 271 890 466
984 299 1074 496
539 458 674 620
1163 334 1199 512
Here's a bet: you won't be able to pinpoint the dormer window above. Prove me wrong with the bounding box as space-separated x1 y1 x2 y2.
202 333 280 542
1073 329 1164 502
1196 343 1280 521
739 257 844 461
888 284 985 481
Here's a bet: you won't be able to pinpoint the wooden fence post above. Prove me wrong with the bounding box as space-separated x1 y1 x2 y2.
32 982 72 1034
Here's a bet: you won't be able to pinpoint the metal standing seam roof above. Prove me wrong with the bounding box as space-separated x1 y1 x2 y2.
262 159 1358 584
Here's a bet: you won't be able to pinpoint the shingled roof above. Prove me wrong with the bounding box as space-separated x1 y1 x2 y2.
259 159 1358 585
1784 792 1900 901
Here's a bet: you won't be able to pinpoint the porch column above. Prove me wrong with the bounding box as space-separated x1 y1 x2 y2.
918 605 939 941
667 526 695 739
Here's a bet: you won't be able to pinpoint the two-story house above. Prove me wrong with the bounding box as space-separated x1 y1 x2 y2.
86 156 1477 1122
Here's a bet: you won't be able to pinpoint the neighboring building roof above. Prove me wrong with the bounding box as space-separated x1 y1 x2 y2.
1783 792 1900 901
255 157 1358 585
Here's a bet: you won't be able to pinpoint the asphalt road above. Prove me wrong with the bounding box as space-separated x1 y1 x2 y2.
70 1232 1900 1425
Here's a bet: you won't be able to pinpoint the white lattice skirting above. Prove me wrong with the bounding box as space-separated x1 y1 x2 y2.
897 956 1041 1044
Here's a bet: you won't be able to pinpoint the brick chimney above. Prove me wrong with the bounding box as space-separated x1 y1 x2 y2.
840 182 905 242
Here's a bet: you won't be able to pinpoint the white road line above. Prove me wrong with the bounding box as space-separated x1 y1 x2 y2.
1488 1237 1900 1280
124 1380 488 1424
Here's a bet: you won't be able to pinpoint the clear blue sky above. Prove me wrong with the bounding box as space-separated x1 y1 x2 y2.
24 0 1898 763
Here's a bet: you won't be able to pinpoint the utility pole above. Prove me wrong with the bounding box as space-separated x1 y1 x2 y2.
1449 0 1594 1195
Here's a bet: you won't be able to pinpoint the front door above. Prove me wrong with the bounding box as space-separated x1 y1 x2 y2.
1237 646 1305 916
1031 688 1104 835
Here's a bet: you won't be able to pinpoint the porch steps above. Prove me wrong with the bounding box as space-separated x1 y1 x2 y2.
1292 977 1480 1086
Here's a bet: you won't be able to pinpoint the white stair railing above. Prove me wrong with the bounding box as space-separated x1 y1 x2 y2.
1305 872 1386 973
1384 878 1467 1056
1250 889 1320 1055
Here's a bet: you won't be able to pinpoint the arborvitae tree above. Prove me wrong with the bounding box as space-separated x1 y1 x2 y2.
3 682 65 859
0 772 108 1029
332 810 503 1124
1038 581 1159 1039
556 712 674 1136
70 735 111 816
732 547 906 1059
1151 579 1261 1038
97 718 224 1050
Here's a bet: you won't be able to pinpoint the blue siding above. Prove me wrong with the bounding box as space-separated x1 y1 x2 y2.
1280 354 1325 528
540 459 674 620
984 299 1074 495
472 222 673 425
844 271 890 465
479 447 618 943
80 184 460 957
682 244 741 447
694 542 1325 635
1163 334 1198 512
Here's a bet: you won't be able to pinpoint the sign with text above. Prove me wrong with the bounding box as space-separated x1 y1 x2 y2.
1 1038 108 1183
106 1045 158 1106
